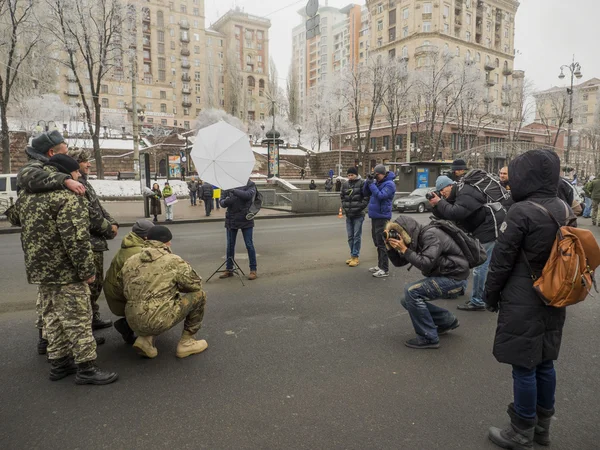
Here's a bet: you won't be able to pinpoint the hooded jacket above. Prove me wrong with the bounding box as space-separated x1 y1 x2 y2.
484 149 575 369
363 171 397 219
432 183 504 244
387 215 470 281
121 240 203 336
103 232 147 316
340 176 368 218
220 180 257 229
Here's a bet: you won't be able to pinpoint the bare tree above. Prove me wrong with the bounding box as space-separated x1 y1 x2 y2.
340 64 365 173
286 63 300 126
224 47 243 119
195 108 246 132
503 76 535 156
0 0 42 171
362 56 389 164
45 0 125 178
535 89 570 147
305 84 331 152
382 57 411 162
581 104 600 175
10 94 71 131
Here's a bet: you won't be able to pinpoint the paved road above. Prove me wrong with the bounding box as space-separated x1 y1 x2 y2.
1 216 599 449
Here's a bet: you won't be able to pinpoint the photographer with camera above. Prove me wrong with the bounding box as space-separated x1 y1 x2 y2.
363 164 397 278
428 175 505 311
385 216 469 349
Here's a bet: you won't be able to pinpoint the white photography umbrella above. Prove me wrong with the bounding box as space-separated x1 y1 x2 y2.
190 121 255 190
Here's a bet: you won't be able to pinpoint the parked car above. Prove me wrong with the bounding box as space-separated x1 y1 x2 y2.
393 187 436 213
0 174 18 214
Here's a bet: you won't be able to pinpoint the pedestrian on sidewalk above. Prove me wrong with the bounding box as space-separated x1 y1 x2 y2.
150 183 162 223
201 181 214 216
219 179 258 280
16 154 118 384
213 185 221 210
324 177 333 192
584 175 596 220
341 167 368 267
485 149 576 449
386 216 468 349
363 164 396 278
335 178 342 192
196 182 204 207
162 182 175 222
300 168 306 180
188 177 199 206
309 180 317 190
121 226 208 359
181 166 186 181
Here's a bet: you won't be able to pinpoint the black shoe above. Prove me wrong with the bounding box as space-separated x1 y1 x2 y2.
457 302 486 311
95 335 106 346
114 318 137 345
49 356 77 381
37 329 48 355
437 318 460 335
404 338 440 349
488 404 535 450
75 361 118 385
92 313 113 330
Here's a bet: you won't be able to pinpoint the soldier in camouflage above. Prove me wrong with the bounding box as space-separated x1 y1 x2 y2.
119 226 208 359
18 154 118 385
69 148 118 330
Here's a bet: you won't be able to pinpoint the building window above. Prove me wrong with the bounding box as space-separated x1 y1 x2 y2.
180 5 186 13
157 11 164 27
583 93 589 101
101 98 109 108
402 46 408 58
160 91 166 99
195 84 201 93
101 84 108 94
476 52 481 62
158 70 166 81
377 38 383 47
146 90 152 98
160 103 167 113
423 2 432 14
389 9 396 26
403 8 409 20
193 7 199 16
117 100 124 109
505 28 509 38
194 46 200 54
389 27 396 41
466 31 471 41
196 97 201 104
377 20 383 31
116 86 124 95
171 41 176 50
195 71 200 81
456 46 460 56
257 31 263 40
377 4 384 14
466 13 471 25
444 23 449 33
403 26 408 37
444 4 450 17
423 22 431 32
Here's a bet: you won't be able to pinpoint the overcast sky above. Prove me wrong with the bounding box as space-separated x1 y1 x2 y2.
206 0 600 91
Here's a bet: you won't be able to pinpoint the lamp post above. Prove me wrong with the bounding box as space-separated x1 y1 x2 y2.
296 125 302 146
558 57 583 164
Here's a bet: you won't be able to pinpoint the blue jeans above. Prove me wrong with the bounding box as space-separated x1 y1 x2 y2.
190 191 197 205
470 241 496 307
226 228 257 272
512 360 556 419
583 197 592 217
346 216 364 257
400 277 468 343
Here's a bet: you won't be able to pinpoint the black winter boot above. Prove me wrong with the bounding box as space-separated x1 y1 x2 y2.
49 356 77 381
75 361 118 385
534 405 555 446
488 403 535 450
37 329 48 355
114 318 137 345
92 312 113 330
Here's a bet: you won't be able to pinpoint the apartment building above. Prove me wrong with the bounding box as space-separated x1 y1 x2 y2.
209 9 271 123
57 0 206 131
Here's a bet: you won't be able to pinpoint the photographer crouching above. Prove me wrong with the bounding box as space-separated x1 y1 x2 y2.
386 216 469 349
428 175 504 311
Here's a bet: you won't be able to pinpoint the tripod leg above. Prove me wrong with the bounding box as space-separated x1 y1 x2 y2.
206 259 229 283
230 258 246 286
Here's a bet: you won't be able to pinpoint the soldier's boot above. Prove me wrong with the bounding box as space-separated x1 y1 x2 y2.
94 335 106 346
534 405 555 446
49 356 77 381
133 336 158 358
488 404 535 450
114 318 137 345
75 361 118 385
92 312 113 330
176 331 208 359
37 329 48 355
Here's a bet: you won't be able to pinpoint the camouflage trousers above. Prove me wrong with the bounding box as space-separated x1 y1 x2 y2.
125 291 206 337
38 283 97 363
90 251 105 314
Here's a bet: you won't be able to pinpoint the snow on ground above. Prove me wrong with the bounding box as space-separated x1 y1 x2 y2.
89 179 188 197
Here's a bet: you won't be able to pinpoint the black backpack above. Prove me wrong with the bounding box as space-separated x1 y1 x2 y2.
460 169 510 203
246 189 263 220
425 219 487 269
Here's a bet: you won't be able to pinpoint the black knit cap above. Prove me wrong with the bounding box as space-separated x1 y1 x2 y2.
32 130 65 155
451 159 468 171
47 154 80 175
147 225 173 243
347 167 358 175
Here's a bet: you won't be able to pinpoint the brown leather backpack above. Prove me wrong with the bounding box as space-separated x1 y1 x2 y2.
523 201 600 308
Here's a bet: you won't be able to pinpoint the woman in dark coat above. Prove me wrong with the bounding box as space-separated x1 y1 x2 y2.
484 149 576 449
150 183 162 223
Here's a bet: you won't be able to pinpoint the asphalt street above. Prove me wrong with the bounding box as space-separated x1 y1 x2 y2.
1 215 599 450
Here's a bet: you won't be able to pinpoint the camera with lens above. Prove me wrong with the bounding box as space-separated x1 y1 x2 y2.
425 190 441 201
366 173 375 181
383 229 400 241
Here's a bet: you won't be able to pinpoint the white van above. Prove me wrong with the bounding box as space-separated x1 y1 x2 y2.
0 174 18 213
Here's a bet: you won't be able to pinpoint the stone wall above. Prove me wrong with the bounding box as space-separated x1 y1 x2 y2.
1 131 29 173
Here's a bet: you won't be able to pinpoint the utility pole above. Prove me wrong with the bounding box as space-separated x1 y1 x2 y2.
130 4 141 182
406 117 411 163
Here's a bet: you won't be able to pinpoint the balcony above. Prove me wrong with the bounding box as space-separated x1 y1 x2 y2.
142 10 150 23
181 48 190 56
476 1 484 17
486 78 497 86
502 84 512 91
182 101 192 108
66 73 77 82
182 74 191 82
180 35 190 43
503 67 513 76
180 20 190 29
181 61 191 69
143 38 151 49
484 62 496 71
502 99 511 107
182 87 191 94
455 0 463 13
415 44 438 56
65 90 79 97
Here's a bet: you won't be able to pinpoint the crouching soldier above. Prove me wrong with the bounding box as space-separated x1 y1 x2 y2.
120 226 208 359
18 154 118 384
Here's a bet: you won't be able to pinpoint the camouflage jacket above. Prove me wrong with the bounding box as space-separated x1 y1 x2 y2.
120 240 203 310
18 189 95 284
80 174 118 252
17 147 70 193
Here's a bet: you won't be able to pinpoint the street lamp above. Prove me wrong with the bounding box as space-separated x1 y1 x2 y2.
558 57 583 164
296 125 302 146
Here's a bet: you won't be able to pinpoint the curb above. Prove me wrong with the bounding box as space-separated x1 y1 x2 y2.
0 211 338 235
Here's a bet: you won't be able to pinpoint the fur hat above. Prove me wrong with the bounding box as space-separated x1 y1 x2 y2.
385 221 412 245
31 130 65 155
68 148 91 163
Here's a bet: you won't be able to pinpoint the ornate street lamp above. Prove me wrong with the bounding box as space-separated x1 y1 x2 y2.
558 57 583 164
296 125 302 146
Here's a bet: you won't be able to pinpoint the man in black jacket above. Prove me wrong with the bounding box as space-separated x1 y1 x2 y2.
201 181 214 216
429 175 505 311
219 180 258 280
446 159 468 182
340 167 368 267
386 216 469 349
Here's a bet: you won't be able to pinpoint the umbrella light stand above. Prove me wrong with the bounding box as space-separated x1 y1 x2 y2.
205 257 246 286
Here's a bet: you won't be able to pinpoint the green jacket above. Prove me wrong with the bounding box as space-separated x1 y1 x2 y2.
18 188 95 284
589 179 600 201
103 232 147 316
121 240 203 331
162 186 174 198
80 174 118 252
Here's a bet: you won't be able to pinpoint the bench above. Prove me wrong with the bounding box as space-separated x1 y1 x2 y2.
117 171 136 180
